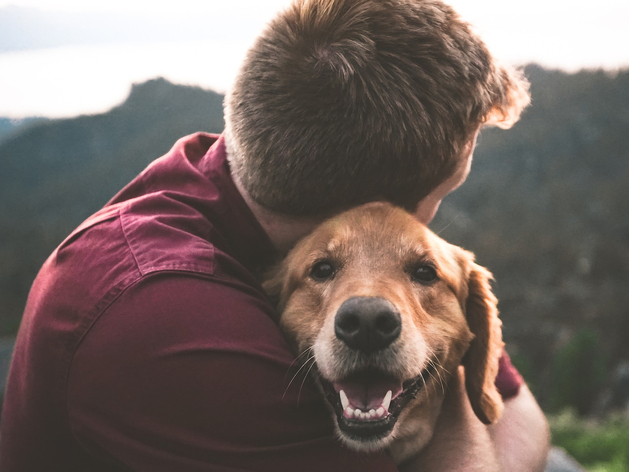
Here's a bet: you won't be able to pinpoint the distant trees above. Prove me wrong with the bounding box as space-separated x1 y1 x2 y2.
1 68 628 414
433 65 629 412
550 329 608 415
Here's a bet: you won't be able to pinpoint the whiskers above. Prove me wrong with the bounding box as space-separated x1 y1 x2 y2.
434 214 460 236
422 346 449 403
283 348 318 403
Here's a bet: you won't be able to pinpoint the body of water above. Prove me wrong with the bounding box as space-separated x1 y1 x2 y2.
1 0 629 120
0 40 251 118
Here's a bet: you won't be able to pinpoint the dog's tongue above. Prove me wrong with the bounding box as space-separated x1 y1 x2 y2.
333 374 403 410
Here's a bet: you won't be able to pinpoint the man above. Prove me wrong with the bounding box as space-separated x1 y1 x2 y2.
0 0 549 470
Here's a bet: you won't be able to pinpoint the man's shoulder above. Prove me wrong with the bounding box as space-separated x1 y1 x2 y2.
26 194 248 355
55 183 230 282
117 195 216 277
63 190 271 313
47 198 218 307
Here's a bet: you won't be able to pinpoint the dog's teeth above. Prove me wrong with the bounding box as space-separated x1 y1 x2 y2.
346 406 389 422
339 390 349 410
382 390 392 411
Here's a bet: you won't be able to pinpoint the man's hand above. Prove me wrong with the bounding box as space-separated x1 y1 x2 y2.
399 367 550 472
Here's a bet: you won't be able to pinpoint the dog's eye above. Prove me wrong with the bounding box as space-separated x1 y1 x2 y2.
411 265 438 283
310 260 336 281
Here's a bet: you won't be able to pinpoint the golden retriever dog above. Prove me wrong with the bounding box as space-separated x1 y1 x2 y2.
263 202 505 463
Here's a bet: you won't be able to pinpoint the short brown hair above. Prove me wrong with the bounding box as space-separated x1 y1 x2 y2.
224 0 529 216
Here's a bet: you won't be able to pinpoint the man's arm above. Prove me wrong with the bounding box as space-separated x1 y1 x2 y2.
489 383 551 472
67 274 398 471
400 367 550 472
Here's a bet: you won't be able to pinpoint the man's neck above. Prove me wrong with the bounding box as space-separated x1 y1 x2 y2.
232 175 324 255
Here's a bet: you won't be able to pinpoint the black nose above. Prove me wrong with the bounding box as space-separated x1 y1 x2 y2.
334 297 401 353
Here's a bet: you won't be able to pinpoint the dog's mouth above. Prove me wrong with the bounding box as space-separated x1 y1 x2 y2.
318 364 435 443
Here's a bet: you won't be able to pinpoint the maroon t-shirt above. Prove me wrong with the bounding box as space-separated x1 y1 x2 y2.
0 134 520 471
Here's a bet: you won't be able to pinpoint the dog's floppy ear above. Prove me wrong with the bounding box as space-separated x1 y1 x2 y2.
462 262 505 424
262 251 302 313
262 260 288 311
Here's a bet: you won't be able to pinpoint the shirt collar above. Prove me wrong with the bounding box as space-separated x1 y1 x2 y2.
200 134 277 270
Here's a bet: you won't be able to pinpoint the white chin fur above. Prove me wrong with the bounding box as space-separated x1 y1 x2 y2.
334 424 397 452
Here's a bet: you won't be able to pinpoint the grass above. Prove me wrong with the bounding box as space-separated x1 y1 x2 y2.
549 410 629 472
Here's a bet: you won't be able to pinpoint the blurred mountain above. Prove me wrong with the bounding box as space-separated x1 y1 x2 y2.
0 77 223 333
431 65 629 412
0 117 47 144
0 67 627 414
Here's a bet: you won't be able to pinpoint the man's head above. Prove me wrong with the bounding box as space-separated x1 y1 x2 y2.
225 0 529 218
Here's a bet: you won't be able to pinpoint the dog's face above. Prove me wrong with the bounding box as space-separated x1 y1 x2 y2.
264 202 504 460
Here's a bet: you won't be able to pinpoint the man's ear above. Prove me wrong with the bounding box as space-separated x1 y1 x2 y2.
462 263 505 424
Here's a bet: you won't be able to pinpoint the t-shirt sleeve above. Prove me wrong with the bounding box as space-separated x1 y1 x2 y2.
495 351 523 400
67 273 397 472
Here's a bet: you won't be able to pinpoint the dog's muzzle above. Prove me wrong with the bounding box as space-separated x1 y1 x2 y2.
314 296 431 443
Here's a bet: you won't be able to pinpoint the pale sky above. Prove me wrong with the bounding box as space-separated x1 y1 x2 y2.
1 0 628 118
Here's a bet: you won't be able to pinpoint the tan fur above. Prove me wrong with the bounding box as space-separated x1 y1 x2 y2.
264 202 504 463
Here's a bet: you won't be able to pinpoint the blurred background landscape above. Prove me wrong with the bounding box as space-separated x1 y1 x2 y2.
0 1 628 470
